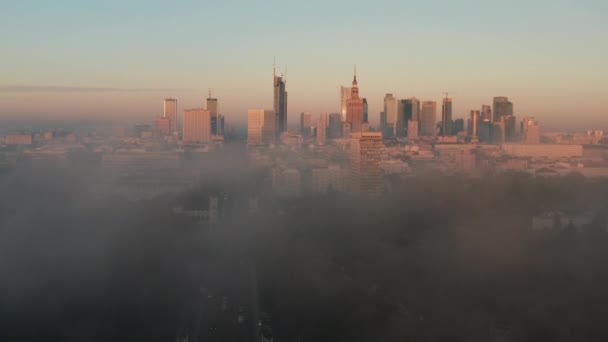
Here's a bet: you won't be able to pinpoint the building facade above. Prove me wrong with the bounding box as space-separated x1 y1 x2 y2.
182 109 211 144
350 132 384 197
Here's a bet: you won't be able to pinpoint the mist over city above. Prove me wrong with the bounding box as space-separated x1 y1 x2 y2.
2 1 608 342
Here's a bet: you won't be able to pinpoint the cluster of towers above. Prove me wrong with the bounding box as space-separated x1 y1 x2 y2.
156 92 225 144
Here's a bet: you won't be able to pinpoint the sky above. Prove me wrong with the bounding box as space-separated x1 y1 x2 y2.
1 0 607 130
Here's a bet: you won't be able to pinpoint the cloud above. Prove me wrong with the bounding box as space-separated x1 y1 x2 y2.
0 85 192 93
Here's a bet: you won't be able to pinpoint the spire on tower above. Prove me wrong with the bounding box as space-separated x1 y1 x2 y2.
352 64 358 87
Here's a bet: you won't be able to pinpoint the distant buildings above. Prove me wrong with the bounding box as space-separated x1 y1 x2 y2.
345 68 364 134
407 120 419 138
163 98 178 133
328 113 342 139
248 109 274 145
441 97 453 136
182 109 211 144
206 93 219 135
340 86 351 122
274 67 288 137
300 112 312 137
272 167 301 197
420 101 437 136
384 94 397 137
469 110 480 137
363 98 369 123
521 117 541 144
350 131 384 197
317 113 328 145
155 117 171 136
4 134 32 145
493 96 513 123
481 104 492 122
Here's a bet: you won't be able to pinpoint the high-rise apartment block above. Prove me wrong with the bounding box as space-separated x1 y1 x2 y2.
350 132 384 197
182 108 211 144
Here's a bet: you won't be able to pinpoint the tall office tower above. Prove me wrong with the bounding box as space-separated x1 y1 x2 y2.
501 114 517 141
263 110 276 144
383 94 398 137
341 86 352 121
300 112 312 137
408 120 419 138
182 108 211 144
441 97 453 136
493 97 513 123
363 98 369 123
469 110 481 137
397 99 408 137
247 109 264 145
345 68 364 133
521 117 540 144
350 132 384 197
206 91 218 134
481 105 492 122
453 119 464 134
317 113 328 145
404 98 421 136
420 101 437 136
328 113 342 138
163 98 178 133
273 66 288 137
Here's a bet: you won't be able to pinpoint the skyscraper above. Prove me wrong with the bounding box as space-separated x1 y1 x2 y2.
206 91 219 134
493 97 513 123
404 98 420 136
441 97 453 136
300 112 312 137
420 101 437 136
182 108 211 144
317 113 328 145
163 98 178 133
341 86 351 122
481 105 492 122
363 98 369 123
247 109 263 145
328 113 342 139
248 109 275 145
350 132 384 197
469 110 481 137
384 94 398 137
345 67 364 134
274 66 288 137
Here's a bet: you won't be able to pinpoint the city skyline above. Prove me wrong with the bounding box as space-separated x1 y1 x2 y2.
1 1 607 130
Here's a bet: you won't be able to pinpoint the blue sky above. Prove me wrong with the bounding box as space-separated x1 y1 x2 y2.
1 0 607 129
